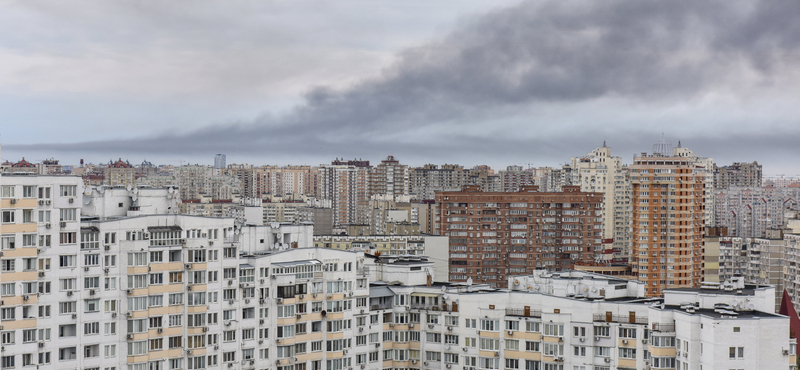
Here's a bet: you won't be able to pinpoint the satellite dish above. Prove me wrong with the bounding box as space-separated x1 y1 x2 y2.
131 194 138 202
85 189 92 196
132 187 139 194
83 198 91 205
126 185 132 192
168 187 174 194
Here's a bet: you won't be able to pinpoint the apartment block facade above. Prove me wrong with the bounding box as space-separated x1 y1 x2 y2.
434 185 604 288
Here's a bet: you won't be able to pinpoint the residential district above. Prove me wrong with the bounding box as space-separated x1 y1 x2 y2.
0 139 798 370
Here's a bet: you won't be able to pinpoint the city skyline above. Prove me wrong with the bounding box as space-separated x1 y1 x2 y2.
3 0 800 174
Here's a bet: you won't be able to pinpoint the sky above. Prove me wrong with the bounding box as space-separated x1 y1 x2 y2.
2 0 800 175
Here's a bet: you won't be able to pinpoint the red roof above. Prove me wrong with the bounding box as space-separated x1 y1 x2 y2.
779 289 800 338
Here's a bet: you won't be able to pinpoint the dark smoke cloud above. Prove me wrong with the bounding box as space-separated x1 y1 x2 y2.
8 0 800 169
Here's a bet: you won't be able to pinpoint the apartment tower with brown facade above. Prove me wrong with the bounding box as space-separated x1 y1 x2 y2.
629 153 708 297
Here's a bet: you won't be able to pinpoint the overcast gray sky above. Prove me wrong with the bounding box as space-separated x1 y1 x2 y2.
3 0 800 175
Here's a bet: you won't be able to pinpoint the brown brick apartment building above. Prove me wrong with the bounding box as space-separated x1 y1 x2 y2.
435 185 605 288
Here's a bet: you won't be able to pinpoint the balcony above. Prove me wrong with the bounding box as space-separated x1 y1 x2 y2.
651 323 676 332
505 308 542 318
592 314 649 325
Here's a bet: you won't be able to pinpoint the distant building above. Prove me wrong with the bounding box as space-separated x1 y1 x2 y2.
714 161 762 189
214 153 226 169
368 155 409 197
317 159 371 226
104 158 135 187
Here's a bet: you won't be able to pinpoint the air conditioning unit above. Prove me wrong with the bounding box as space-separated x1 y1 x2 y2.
187 350 193 355
558 337 563 342
38 341 44 348
203 327 209 332
104 245 110 251
46 200 51 205
228 280 234 286
276 339 281 343
604 357 611 363
227 363 233 368
68 198 74 203
554 357 563 362
276 360 282 365
389 323 395 327
494 351 500 357
214 345 219 350
89 289 96 295
112 312 117 318
579 337 585 342
423 362 428 366
296 314 302 319
126 289 132 294
594 336 600 341
60 221 66 228
299 294 305 299
276 298 283 304
507 330 513 336
45 223 51 229
359 327 364 332
22 295 29 301
185 264 192 270
158 328 163 333
259 340 264 344
374 343 380 348
187 285 193 291
260 319 265 325
37 271 45 278
462 347 467 352
428 324 434 329
326 295 332 300
38 200 45 205
84 266 90 271
259 299 266 305
271 274 277 279
228 300 234 305
313 293 318 298
622 339 628 344
66 291 73 296
642 339 648 344
225 321 232 326
784 349 790 355
126 334 133 339
10 199 17 204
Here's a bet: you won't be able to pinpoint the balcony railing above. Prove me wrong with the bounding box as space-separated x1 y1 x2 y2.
593 314 649 325
651 323 676 332
505 308 542 318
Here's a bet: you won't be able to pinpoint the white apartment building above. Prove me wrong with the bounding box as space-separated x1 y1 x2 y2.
366 269 795 370
569 145 631 263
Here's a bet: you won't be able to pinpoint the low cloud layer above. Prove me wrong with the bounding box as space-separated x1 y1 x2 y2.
6 0 800 172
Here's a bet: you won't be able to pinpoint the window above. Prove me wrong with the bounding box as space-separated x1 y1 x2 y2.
1 211 14 224
0 186 14 198
23 186 36 198
729 346 744 359
480 319 498 331
618 348 636 359
85 322 100 335
619 327 637 338
60 208 77 222
593 326 609 337
1 236 15 250
60 185 77 197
